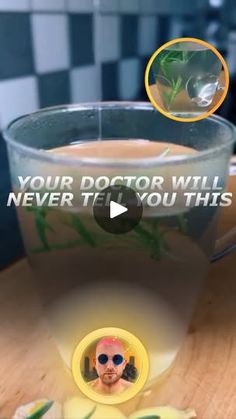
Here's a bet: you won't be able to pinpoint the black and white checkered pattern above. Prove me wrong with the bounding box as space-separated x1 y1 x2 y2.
0 0 203 130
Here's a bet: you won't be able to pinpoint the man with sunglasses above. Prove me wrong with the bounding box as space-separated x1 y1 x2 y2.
90 337 133 394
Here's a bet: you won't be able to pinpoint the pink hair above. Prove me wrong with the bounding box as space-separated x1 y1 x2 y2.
96 336 124 350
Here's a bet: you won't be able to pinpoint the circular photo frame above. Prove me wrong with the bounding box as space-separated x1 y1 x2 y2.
145 37 229 122
71 327 149 405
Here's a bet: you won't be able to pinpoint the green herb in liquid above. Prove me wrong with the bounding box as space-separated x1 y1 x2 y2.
156 50 196 110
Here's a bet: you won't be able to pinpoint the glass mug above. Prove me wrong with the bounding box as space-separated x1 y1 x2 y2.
3 102 236 388
151 41 224 116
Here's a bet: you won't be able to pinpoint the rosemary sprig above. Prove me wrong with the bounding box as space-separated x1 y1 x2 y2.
68 214 96 247
162 75 183 110
134 223 161 257
26 206 54 251
26 206 188 262
134 220 168 261
156 49 197 110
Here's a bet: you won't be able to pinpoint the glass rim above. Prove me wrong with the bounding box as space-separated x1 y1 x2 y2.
3 101 236 168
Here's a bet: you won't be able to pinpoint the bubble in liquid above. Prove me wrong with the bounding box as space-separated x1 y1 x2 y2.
186 74 220 108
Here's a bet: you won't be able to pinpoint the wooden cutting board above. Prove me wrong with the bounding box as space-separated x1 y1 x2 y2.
0 165 235 419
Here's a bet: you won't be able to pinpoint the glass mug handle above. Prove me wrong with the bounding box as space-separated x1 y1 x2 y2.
211 159 236 263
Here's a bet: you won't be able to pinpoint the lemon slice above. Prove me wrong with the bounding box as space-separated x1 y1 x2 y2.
63 397 127 419
129 406 196 419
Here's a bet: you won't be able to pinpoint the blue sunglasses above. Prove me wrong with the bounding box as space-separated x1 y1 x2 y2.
97 353 124 366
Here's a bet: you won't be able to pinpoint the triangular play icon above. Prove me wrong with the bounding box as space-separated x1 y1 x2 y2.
110 201 128 219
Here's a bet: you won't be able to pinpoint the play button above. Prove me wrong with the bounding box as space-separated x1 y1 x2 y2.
110 201 128 219
93 185 143 234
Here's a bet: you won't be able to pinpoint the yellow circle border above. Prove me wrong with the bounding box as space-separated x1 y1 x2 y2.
145 37 230 123
71 327 149 405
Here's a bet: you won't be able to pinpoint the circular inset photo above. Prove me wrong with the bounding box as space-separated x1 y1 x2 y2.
71 327 149 405
145 37 229 122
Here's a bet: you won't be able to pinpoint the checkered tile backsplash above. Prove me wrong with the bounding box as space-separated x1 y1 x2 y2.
0 0 203 130
0 0 207 267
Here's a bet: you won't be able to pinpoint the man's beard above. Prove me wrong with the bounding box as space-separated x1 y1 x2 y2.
101 372 120 384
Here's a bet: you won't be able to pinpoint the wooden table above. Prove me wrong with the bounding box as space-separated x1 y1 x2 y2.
0 167 235 419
